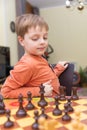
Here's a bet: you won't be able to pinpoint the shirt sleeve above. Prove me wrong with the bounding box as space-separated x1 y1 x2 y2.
1 62 40 98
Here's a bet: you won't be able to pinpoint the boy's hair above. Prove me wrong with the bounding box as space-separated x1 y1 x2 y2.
15 13 49 38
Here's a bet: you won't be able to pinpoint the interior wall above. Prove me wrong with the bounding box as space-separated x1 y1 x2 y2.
40 6 87 69
0 0 18 66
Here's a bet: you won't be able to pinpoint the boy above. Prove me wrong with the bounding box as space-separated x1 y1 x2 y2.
1 14 68 98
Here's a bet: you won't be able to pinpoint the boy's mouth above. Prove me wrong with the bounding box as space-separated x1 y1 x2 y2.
37 47 46 50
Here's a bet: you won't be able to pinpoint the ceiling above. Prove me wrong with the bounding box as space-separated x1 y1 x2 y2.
27 0 87 9
27 0 66 8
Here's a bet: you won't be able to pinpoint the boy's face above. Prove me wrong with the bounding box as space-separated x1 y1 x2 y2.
18 26 48 56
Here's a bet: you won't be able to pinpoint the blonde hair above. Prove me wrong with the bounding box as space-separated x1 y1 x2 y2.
15 14 49 38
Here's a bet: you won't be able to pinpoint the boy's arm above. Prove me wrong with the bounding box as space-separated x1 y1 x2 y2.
1 82 40 98
1 63 40 98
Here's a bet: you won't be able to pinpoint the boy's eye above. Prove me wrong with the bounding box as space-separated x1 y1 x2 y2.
44 37 48 40
31 38 39 41
31 36 48 41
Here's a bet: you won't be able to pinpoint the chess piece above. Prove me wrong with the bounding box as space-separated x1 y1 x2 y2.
71 120 84 130
16 93 27 117
52 95 62 116
25 91 35 110
32 110 39 130
71 110 84 130
0 94 5 114
67 97 74 112
38 84 48 107
46 119 57 130
71 87 79 100
38 117 46 130
62 103 71 121
59 86 66 101
4 109 14 128
39 106 48 119
38 117 57 130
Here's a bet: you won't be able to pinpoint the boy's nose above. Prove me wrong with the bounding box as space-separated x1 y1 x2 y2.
39 38 46 44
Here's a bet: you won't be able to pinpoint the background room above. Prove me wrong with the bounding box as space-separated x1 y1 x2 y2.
0 0 87 88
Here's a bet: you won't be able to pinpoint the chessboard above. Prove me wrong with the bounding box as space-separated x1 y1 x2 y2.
0 96 87 130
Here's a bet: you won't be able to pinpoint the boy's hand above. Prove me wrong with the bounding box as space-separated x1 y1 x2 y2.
43 80 53 96
58 61 68 69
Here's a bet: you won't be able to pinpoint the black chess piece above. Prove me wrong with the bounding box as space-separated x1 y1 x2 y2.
4 109 14 128
32 110 39 130
38 84 48 107
67 97 74 112
25 91 35 110
0 94 5 114
16 93 27 117
71 87 79 100
39 106 48 119
52 95 62 116
59 86 66 101
62 103 71 121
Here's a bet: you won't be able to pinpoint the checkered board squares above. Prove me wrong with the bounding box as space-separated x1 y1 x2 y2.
0 97 87 130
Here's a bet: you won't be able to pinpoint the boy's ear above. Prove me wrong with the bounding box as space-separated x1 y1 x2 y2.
18 36 24 46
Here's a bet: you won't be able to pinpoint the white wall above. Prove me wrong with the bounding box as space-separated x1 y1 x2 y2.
40 6 87 69
0 0 18 66
0 1 87 69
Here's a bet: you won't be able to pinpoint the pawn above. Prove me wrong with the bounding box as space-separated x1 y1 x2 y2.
39 106 48 119
4 109 14 128
62 103 71 121
32 110 39 130
25 91 35 110
16 93 27 117
72 120 84 130
46 119 58 130
67 97 74 112
0 94 5 114
52 95 62 116
38 117 46 130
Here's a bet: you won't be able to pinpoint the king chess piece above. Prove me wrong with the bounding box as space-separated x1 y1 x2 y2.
16 93 27 117
0 94 5 114
38 84 48 108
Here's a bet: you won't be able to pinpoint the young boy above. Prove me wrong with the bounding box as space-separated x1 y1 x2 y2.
1 14 68 98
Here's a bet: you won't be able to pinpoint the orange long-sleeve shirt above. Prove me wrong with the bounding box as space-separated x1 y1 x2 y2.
1 54 65 98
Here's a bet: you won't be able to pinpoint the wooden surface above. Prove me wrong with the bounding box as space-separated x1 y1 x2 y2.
0 97 87 130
